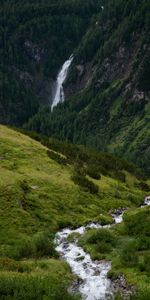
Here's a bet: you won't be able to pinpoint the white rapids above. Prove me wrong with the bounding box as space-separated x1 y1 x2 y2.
55 212 124 300
55 197 150 300
51 55 73 110
144 195 150 206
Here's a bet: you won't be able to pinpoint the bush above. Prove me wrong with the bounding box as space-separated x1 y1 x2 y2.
0 258 30 273
137 236 150 251
15 232 56 259
120 241 138 267
87 229 116 246
71 172 99 194
17 239 35 259
86 165 101 180
138 182 150 192
142 253 150 276
130 289 150 300
124 210 150 236
114 171 126 182
96 241 112 253
20 180 30 193
0 273 79 300
47 150 67 165
33 232 56 258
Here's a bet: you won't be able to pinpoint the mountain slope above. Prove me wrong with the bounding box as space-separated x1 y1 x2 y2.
0 125 149 299
25 0 150 174
1 0 100 126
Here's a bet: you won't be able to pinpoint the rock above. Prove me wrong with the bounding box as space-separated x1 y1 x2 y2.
76 64 84 77
94 269 101 276
132 89 145 102
24 40 44 63
31 185 38 190
112 273 136 299
68 278 84 294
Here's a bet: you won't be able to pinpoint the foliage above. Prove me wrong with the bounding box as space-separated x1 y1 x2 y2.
120 241 138 267
85 165 101 180
0 263 79 300
0 125 148 298
79 206 150 296
71 172 99 194
23 0 150 175
47 150 68 165
0 0 100 126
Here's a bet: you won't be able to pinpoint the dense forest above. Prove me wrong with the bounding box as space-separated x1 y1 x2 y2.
26 0 150 175
1 0 101 124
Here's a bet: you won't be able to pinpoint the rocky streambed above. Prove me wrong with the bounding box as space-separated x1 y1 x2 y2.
55 197 150 300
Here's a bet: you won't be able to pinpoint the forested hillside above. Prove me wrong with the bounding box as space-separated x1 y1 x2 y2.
25 0 150 174
1 0 150 173
1 0 100 125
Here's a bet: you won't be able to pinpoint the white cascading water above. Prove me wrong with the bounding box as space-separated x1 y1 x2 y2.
51 55 73 110
55 212 125 300
55 197 150 300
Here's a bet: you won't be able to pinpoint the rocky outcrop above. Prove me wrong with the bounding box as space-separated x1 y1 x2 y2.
15 69 55 106
64 62 93 98
24 41 45 63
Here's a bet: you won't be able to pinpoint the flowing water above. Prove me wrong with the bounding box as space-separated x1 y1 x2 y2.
55 212 124 300
55 198 150 300
51 55 73 110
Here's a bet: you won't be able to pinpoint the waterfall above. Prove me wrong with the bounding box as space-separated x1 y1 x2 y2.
51 54 73 110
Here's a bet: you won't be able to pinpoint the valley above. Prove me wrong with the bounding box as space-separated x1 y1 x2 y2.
0 0 150 299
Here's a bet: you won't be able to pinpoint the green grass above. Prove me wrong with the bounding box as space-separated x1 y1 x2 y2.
0 258 80 300
79 206 150 297
0 125 149 299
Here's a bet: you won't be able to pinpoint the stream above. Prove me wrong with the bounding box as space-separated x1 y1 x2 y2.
55 196 150 300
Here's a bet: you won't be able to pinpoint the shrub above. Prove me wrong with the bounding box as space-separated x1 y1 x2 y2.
33 232 56 258
120 241 138 267
17 239 35 259
15 233 56 260
20 180 30 193
138 182 150 192
124 210 150 236
137 236 150 251
96 241 112 253
130 289 150 300
71 172 99 194
87 229 116 246
86 165 101 180
143 253 150 275
47 150 67 165
0 273 79 300
114 171 126 182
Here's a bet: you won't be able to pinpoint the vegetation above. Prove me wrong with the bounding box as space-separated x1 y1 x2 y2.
71 171 99 194
24 0 150 175
1 0 100 125
79 206 150 298
0 125 149 299
1 0 149 175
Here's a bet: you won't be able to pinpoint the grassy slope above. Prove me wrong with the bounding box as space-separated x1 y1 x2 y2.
0 125 149 299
